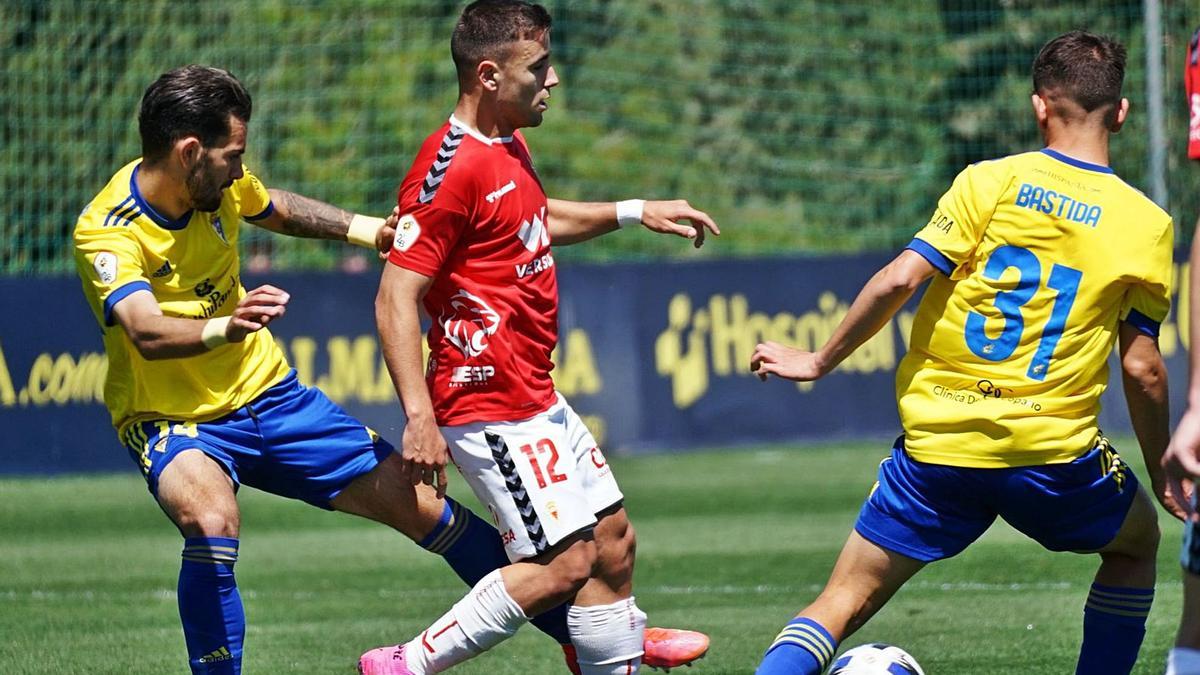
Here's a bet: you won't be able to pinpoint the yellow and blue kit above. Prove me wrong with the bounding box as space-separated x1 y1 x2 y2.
899 148 1172 468
856 149 1171 565
73 160 391 506
74 159 289 435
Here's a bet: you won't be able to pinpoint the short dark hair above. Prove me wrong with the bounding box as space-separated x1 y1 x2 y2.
138 65 252 162
1032 31 1126 119
451 0 552 84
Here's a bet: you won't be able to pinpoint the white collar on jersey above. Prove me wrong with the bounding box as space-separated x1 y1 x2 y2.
448 115 514 146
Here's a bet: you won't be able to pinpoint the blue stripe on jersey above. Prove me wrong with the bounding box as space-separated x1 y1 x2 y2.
1041 148 1115 174
1123 308 1161 337
245 201 274 221
906 238 954 276
111 202 142 227
103 196 134 228
130 163 192 229
103 280 152 326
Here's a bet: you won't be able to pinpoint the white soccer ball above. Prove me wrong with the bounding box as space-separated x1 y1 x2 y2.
827 643 925 674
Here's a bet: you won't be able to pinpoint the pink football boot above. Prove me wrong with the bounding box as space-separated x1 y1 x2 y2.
642 627 710 671
358 643 414 675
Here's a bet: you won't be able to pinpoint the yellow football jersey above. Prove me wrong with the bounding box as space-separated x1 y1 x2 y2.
74 160 291 436
898 149 1172 468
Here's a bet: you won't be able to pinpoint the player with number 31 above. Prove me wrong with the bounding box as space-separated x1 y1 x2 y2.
752 31 1184 675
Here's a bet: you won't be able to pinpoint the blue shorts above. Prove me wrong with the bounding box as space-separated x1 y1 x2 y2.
855 436 1137 563
120 370 394 509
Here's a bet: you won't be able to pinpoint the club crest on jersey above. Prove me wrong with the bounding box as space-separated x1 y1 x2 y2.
517 206 549 253
393 214 421 253
440 289 501 358
211 216 228 243
93 252 118 285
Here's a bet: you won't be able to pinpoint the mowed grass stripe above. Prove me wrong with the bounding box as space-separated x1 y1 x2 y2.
0 440 1186 674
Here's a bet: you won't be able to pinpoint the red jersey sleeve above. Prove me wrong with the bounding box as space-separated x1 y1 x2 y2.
386 202 470 277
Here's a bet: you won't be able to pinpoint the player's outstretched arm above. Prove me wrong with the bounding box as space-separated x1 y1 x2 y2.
752 249 934 382
1120 323 1186 521
376 263 450 498
111 285 289 360
256 189 397 258
546 198 719 247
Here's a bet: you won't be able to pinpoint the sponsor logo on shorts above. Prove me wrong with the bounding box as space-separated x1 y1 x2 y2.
199 647 233 663
590 446 607 469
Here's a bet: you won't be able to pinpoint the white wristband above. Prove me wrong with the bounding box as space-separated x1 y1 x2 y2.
347 214 386 249
201 316 231 350
615 199 645 228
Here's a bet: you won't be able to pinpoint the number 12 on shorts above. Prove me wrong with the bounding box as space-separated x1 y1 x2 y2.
520 438 568 488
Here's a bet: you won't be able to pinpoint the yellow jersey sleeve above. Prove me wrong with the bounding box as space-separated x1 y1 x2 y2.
908 161 1008 278
1119 221 1173 335
235 167 274 221
74 224 150 326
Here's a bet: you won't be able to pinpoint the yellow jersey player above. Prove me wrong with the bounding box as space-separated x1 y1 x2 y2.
751 32 1183 675
74 64 705 675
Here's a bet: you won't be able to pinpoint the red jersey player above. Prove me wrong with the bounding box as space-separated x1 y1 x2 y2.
363 2 719 674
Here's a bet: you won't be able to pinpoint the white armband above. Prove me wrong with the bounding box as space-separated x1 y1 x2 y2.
347 214 386 249
615 199 645 228
201 316 231 350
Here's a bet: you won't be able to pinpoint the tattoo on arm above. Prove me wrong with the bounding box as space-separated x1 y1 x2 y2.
265 189 353 241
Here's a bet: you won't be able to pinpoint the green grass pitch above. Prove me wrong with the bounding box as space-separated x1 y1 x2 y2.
0 439 1187 673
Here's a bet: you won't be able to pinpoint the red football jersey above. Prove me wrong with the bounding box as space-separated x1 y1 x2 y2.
1188 27 1200 159
388 117 559 426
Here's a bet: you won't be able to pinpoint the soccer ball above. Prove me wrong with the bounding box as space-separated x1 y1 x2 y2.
827 643 925 674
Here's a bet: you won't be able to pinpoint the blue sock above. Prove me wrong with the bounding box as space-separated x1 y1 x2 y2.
756 617 837 675
420 498 572 645
1075 583 1153 675
178 537 243 674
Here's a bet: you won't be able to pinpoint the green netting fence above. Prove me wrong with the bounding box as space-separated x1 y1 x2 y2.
2 0 1197 275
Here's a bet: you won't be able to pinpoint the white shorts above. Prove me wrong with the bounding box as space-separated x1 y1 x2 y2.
442 393 623 562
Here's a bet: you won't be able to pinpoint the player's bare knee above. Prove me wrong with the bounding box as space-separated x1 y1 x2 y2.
176 508 239 538
1104 490 1160 561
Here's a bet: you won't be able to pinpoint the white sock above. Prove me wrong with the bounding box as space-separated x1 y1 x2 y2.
1168 647 1200 675
568 597 647 675
403 570 528 674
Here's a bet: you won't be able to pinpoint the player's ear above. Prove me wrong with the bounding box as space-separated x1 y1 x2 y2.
1109 98 1130 133
175 136 203 170
1030 93 1049 129
478 60 501 92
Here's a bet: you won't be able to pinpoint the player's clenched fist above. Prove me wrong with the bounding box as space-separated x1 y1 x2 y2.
751 341 828 382
227 284 290 341
400 414 450 499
